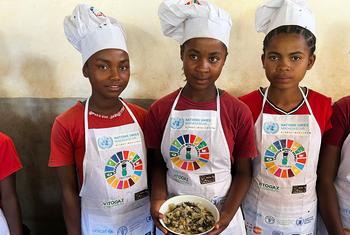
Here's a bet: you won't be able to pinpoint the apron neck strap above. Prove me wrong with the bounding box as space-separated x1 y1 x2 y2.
84 97 90 150
172 88 220 112
84 97 137 150
261 86 314 116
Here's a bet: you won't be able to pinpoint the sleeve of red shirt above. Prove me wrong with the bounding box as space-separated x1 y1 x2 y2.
238 90 262 123
323 97 350 147
48 118 75 167
231 101 258 159
0 133 23 181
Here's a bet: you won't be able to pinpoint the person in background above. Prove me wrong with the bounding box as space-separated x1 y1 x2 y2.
145 0 257 234
0 132 23 235
48 4 153 235
239 0 332 234
317 96 350 235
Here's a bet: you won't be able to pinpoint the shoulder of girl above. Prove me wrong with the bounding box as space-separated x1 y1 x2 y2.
55 102 84 123
0 132 12 145
308 89 332 104
149 90 178 109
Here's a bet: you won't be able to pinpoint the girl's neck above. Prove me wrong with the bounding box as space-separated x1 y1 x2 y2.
266 86 304 112
181 84 217 102
88 94 123 116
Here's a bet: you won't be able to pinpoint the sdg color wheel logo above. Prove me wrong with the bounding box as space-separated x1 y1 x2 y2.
169 134 209 171
264 139 307 178
104 151 143 189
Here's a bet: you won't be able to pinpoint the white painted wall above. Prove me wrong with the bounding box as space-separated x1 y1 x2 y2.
0 0 349 100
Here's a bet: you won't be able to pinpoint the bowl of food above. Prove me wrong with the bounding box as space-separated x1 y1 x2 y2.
159 195 220 235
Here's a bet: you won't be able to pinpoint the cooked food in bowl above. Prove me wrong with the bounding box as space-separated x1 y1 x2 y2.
159 195 220 235
163 201 216 235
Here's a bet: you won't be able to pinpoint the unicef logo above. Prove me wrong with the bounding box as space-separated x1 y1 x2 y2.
117 226 128 235
263 122 279 134
98 136 113 149
170 117 184 129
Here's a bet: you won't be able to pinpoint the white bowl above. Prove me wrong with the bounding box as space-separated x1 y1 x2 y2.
159 195 220 235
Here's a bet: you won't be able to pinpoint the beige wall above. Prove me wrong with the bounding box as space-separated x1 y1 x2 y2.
0 0 349 100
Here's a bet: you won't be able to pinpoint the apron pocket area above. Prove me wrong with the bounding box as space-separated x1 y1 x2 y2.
259 199 317 234
82 202 153 235
243 193 317 235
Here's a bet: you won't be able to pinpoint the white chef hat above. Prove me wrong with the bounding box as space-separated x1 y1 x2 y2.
255 0 315 36
158 0 232 48
64 4 128 66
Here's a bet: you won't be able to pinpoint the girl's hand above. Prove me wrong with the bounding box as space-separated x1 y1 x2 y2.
206 212 231 235
151 199 168 234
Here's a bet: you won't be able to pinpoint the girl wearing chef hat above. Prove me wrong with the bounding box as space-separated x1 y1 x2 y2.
317 94 350 235
48 4 153 235
239 0 332 234
144 0 257 234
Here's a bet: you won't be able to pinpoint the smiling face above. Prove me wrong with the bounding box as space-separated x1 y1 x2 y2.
262 33 315 90
181 38 227 93
83 49 130 101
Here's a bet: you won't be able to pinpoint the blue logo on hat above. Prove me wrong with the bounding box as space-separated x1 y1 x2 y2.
263 122 279 134
170 117 184 129
98 136 113 149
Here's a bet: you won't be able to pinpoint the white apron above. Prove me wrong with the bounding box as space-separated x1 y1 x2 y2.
243 87 321 235
0 209 10 235
156 89 246 235
80 98 153 235
317 133 350 234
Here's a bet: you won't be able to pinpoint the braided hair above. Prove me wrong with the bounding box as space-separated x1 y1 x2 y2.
263 25 316 54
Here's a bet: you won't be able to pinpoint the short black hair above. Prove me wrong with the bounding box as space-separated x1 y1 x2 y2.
263 25 316 54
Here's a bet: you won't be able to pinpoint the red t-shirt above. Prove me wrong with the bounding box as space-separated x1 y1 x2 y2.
48 101 147 186
323 96 350 147
239 88 332 135
0 132 22 181
144 89 257 162
0 133 22 209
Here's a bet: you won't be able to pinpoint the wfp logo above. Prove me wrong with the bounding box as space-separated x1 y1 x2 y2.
263 122 279 134
98 136 113 149
170 117 184 129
